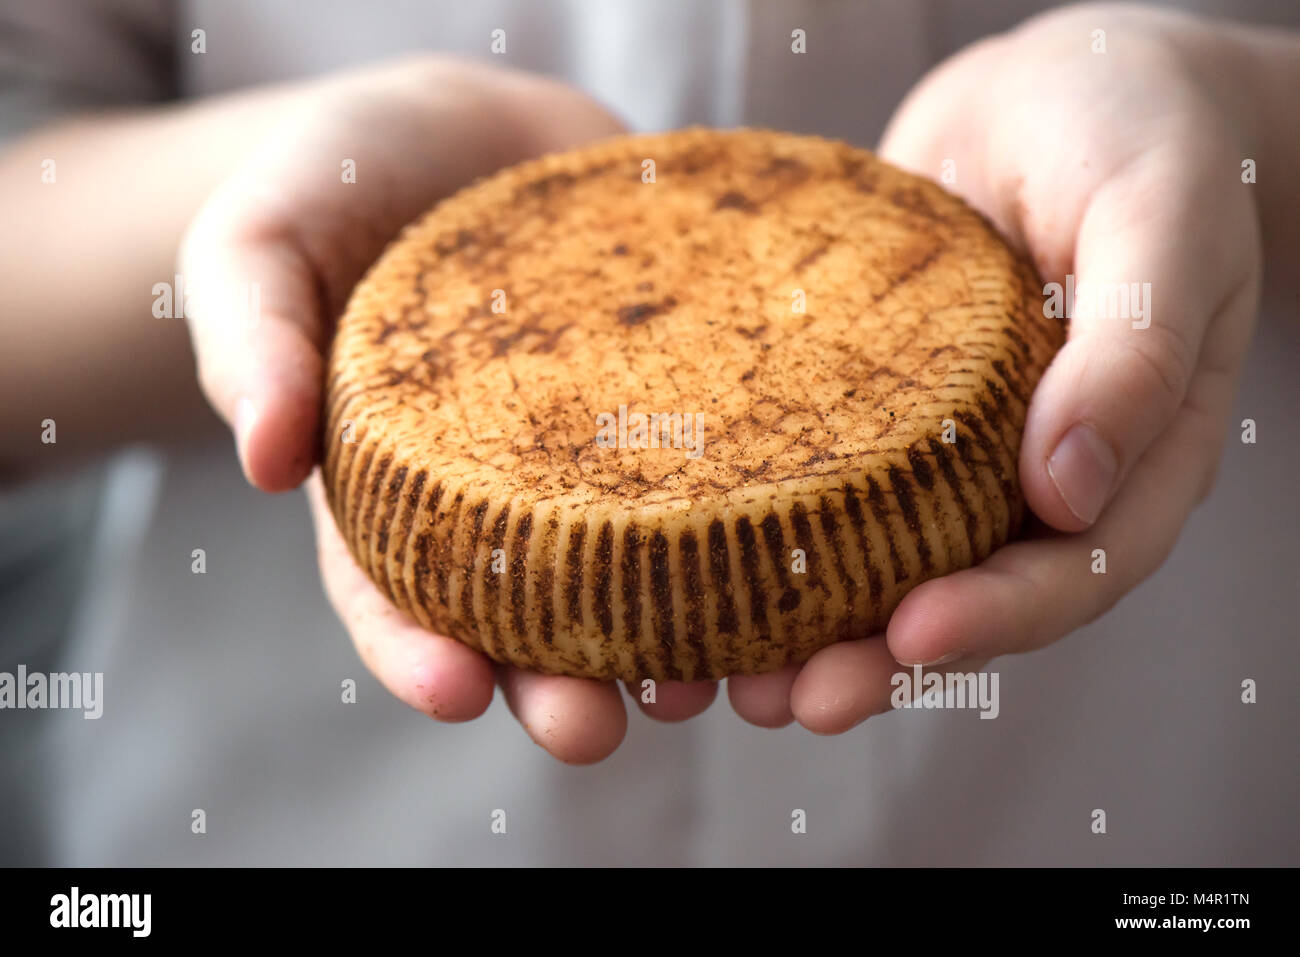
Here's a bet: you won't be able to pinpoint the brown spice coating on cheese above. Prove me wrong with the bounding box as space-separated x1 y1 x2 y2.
323 128 1063 681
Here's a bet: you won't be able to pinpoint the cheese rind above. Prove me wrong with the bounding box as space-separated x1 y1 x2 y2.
322 128 1063 681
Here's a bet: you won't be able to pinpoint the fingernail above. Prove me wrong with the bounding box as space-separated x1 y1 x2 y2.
1047 422 1117 525
901 651 962 667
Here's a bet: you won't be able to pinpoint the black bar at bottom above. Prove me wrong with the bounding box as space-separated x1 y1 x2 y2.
0 866 1284 941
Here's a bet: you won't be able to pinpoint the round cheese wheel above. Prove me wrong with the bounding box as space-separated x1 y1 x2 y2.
322 128 1063 681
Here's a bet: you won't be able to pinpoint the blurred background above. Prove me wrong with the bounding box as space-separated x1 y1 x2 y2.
2 0 1297 865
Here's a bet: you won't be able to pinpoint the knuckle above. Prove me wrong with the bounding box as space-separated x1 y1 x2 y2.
1116 330 1193 410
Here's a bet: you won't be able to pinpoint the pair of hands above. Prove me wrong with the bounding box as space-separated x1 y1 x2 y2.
180 6 1260 763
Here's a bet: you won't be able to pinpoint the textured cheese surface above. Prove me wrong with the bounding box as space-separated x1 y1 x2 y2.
323 128 1063 681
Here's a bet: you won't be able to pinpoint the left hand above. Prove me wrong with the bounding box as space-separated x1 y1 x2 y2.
180 56 693 764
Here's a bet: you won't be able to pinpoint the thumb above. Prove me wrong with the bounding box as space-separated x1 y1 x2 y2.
179 181 327 493
1019 142 1255 531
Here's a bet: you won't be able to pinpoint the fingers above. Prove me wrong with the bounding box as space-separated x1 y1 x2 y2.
306 475 496 721
791 642 990 734
626 679 719 722
789 638 897 734
1018 138 1259 531
726 665 800 728
498 668 627 765
792 349 1243 728
310 473 628 762
797 345 1240 726
886 357 1234 668
180 189 327 492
